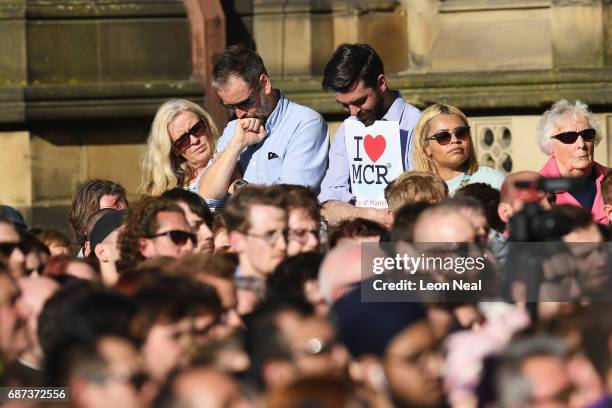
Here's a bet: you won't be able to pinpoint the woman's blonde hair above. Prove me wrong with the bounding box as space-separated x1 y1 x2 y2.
412 103 479 176
140 99 219 196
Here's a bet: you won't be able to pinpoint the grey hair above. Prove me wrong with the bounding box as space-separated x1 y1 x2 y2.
537 99 601 155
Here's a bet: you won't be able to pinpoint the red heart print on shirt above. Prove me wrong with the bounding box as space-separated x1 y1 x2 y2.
364 134 386 163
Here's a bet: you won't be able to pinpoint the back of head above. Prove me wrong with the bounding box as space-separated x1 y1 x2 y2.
212 44 267 91
328 217 385 248
69 179 127 247
390 201 431 243
385 171 448 213
267 376 358 408
499 171 540 204
223 185 285 232
413 204 476 242
266 251 325 304
162 187 214 228
322 43 384 92
278 184 322 224
455 182 504 232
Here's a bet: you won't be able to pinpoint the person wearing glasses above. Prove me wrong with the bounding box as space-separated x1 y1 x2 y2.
199 45 329 201
538 99 610 224
140 99 223 204
0 216 26 277
412 103 505 196
116 196 196 272
278 185 322 256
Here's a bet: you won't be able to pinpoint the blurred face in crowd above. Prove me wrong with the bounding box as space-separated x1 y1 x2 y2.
425 114 471 174
96 228 122 265
0 273 28 362
498 171 550 224
142 317 192 383
383 321 444 408
197 275 243 336
171 368 254 408
414 210 476 243
139 211 194 259
217 75 275 121
73 336 150 408
233 205 287 277
550 114 595 178
177 202 214 254
335 79 387 127
278 312 348 380
456 207 488 244
287 208 320 257
169 110 214 168
0 221 25 277
17 276 59 364
521 355 573 408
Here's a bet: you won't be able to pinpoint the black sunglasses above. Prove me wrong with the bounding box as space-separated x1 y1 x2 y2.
147 230 197 246
219 83 261 112
0 242 24 257
551 128 596 144
173 120 207 151
425 125 471 146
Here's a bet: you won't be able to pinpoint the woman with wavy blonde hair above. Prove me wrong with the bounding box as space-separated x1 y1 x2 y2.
412 103 504 195
140 99 219 196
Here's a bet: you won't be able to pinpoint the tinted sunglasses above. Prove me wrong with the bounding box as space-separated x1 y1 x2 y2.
147 230 197 246
173 119 207 151
219 83 261 112
551 128 596 144
425 125 471 146
0 242 24 257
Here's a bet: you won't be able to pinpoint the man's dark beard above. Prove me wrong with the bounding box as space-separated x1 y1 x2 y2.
360 91 386 127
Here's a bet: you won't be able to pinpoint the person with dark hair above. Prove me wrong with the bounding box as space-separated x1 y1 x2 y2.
117 196 195 271
68 179 127 255
278 185 322 256
244 299 347 393
130 275 223 383
87 209 125 286
390 201 431 244
328 217 386 248
442 197 489 244
318 43 421 228
200 44 329 201
34 228 72 257
162 188 215 254
455 182 504 233
20 232 50 276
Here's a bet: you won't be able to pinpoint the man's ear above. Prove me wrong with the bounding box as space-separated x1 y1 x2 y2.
229 231 246 253
498 202 513 224
83 241 91 257
139 237 154 258
377 74 388 93
95 244 108 263
604 203 612 224
261 74 272 95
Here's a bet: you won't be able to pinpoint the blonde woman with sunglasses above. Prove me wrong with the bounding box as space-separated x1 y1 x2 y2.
412 103 505 195
141 99 220 198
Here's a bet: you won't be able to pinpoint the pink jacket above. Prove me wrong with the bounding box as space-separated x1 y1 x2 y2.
539 156 610 225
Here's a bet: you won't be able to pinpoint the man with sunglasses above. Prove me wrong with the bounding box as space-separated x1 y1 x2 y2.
200 45 329 201
117 196 196 271
0 216 26 277
538 99 611 225
318 43 421 228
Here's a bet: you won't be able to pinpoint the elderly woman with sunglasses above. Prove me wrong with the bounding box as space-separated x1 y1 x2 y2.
140 99 223 203
538 100 610 224
412 104 505 195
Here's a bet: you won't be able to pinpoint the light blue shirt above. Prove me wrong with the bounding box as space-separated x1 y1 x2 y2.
318 93 421 203
216 91 329 190
446 165 506 196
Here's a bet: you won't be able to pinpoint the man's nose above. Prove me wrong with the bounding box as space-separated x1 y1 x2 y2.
348 105 361 117
235 108 247 119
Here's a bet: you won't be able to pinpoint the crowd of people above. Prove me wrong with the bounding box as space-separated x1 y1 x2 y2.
0 42 611 408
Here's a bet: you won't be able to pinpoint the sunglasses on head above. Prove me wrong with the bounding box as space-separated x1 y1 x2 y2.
551 128 596 144
147 230 197 246
173 119 207 151
219 83 261 112
425 125 471 146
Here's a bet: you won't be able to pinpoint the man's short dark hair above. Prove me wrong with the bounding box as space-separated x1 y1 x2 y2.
223 185 285 233
278 185 322 225
212 44 267 91
322 43 384 93
162 188 214 229
328 218 386 248
69 179 127 247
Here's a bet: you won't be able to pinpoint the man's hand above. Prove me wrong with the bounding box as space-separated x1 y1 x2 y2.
232 118 266 150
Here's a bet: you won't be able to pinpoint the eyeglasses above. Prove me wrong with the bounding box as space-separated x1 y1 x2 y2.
219 83 261 112
288 228 319 244
173 119 207 151
425 125 471 146
146 230 196 246
0 242 23 257
551 128 596 144
245 228 289 246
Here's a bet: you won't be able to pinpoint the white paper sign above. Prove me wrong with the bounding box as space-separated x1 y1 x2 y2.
345 120 404 208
